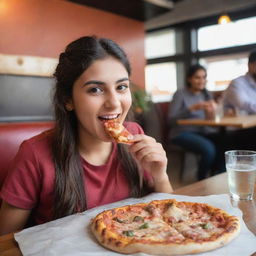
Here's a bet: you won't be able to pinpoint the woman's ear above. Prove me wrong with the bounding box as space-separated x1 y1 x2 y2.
65 101 74 111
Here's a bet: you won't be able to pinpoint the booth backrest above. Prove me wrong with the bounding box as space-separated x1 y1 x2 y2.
0 122 55 190
154 101 171 147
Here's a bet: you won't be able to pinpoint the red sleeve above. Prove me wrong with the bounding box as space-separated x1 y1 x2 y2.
0 141 41 209
124 121 144 135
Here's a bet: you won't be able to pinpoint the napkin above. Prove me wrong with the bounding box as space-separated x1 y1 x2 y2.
15 193 256 256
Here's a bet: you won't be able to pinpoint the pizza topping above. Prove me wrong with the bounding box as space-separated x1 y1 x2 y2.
113 217 127 223
144 204 162 218
164 204 189 222
133 216 144 222
200 223 211 229
106 201 233 242
122 230 134 237
139 223 149 229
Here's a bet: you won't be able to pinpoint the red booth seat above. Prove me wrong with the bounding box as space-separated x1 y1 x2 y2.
0 122 54 190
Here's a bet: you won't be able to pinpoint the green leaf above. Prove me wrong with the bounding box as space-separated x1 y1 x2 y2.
139 223 149 229
131 84 152 113
200 223 210 229
122 230 134 237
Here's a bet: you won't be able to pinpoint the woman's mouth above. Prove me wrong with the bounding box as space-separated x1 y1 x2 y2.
98 114 120 121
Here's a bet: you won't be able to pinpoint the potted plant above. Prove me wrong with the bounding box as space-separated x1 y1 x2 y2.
131 84 152 128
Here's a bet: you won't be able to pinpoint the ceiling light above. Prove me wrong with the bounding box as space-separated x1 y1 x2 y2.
143 0 173 9
218 14 231 25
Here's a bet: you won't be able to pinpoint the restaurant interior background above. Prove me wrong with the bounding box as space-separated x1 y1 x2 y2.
1 0 256 187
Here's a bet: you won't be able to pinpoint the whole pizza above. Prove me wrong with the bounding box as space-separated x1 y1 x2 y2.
91 199 240 255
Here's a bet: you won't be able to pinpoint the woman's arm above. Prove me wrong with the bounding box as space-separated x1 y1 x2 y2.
168 90 202 124
0 201 31 235
168 90 188 123
129 134 173 193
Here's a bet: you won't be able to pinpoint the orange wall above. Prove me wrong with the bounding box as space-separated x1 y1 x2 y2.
0 0 145 86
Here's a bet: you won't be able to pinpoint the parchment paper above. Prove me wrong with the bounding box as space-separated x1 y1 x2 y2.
15 193 256 256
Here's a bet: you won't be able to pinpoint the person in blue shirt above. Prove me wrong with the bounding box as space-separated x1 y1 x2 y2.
168 64 225 180
222 50 256 150
223 50 256 115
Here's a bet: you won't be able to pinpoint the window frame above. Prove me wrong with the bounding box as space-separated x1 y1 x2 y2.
146 6 256 96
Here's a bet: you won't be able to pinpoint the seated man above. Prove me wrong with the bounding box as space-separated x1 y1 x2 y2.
223 50 256 115
223 50 256 151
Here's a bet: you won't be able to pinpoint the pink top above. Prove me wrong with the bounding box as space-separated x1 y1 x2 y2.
0 122 147 224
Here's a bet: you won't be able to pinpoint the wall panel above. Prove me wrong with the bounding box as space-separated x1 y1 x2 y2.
0 0 145 121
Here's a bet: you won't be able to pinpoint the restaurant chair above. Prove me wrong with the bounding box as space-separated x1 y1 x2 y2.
154 102 198 181
0 121 54 193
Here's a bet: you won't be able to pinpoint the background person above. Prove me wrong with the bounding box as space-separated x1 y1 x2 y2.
223 49 256 115
223 50 256 150
0 36 172 235
168 64 225 180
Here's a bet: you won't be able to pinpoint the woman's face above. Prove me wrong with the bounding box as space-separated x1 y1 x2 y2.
67 57 132 143
188 69 207 92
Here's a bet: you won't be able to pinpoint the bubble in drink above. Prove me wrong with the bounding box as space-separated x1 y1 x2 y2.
227 164 256 200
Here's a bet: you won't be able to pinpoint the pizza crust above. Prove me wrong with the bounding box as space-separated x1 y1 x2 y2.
90 199 240 255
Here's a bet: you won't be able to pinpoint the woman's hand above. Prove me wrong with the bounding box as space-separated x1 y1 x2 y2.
189 100 217 119
129 134 173 193
189 101 209 111
204 100 217 112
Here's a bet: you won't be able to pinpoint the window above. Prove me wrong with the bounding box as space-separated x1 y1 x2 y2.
198 17 256 51
145 13 256 102
145 62 177 102
200 53 248 91
145 29 176 59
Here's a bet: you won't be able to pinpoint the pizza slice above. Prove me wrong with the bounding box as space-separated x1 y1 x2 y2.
104 119 134 144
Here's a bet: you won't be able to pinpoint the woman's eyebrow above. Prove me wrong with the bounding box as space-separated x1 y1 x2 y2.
83 78 129 87
116 78 130 83
83 80 104 86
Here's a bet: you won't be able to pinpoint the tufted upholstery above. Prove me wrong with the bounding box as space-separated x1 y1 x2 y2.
0 122 54 190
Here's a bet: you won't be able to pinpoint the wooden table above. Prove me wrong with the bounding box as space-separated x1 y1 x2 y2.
177 114 256 129
174 173 256 236
0 173 255 256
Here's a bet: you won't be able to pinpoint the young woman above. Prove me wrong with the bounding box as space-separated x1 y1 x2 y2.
0 36 172 235
168 64 225 180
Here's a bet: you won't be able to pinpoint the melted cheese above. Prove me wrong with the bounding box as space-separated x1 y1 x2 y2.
164 205 189 222
110 201 228 244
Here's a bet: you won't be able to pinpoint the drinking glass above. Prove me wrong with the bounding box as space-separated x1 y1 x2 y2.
215 103 224 122
225 150 256 200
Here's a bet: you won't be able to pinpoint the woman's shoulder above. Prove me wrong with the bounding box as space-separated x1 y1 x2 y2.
20 129 54 155
174 88 185 94
124 121 144 135
173 88 187 97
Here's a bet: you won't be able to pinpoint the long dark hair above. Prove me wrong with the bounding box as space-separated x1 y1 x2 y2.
186 64 211 100
52 36 151 219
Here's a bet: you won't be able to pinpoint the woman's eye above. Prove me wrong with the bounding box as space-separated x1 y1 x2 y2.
88 87 103 94
117 84 129 91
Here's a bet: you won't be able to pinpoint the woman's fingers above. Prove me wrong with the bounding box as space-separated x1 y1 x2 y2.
133 143 165 162
129 134 167 178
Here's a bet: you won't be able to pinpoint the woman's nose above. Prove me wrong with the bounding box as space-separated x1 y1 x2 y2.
104 91 121 109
